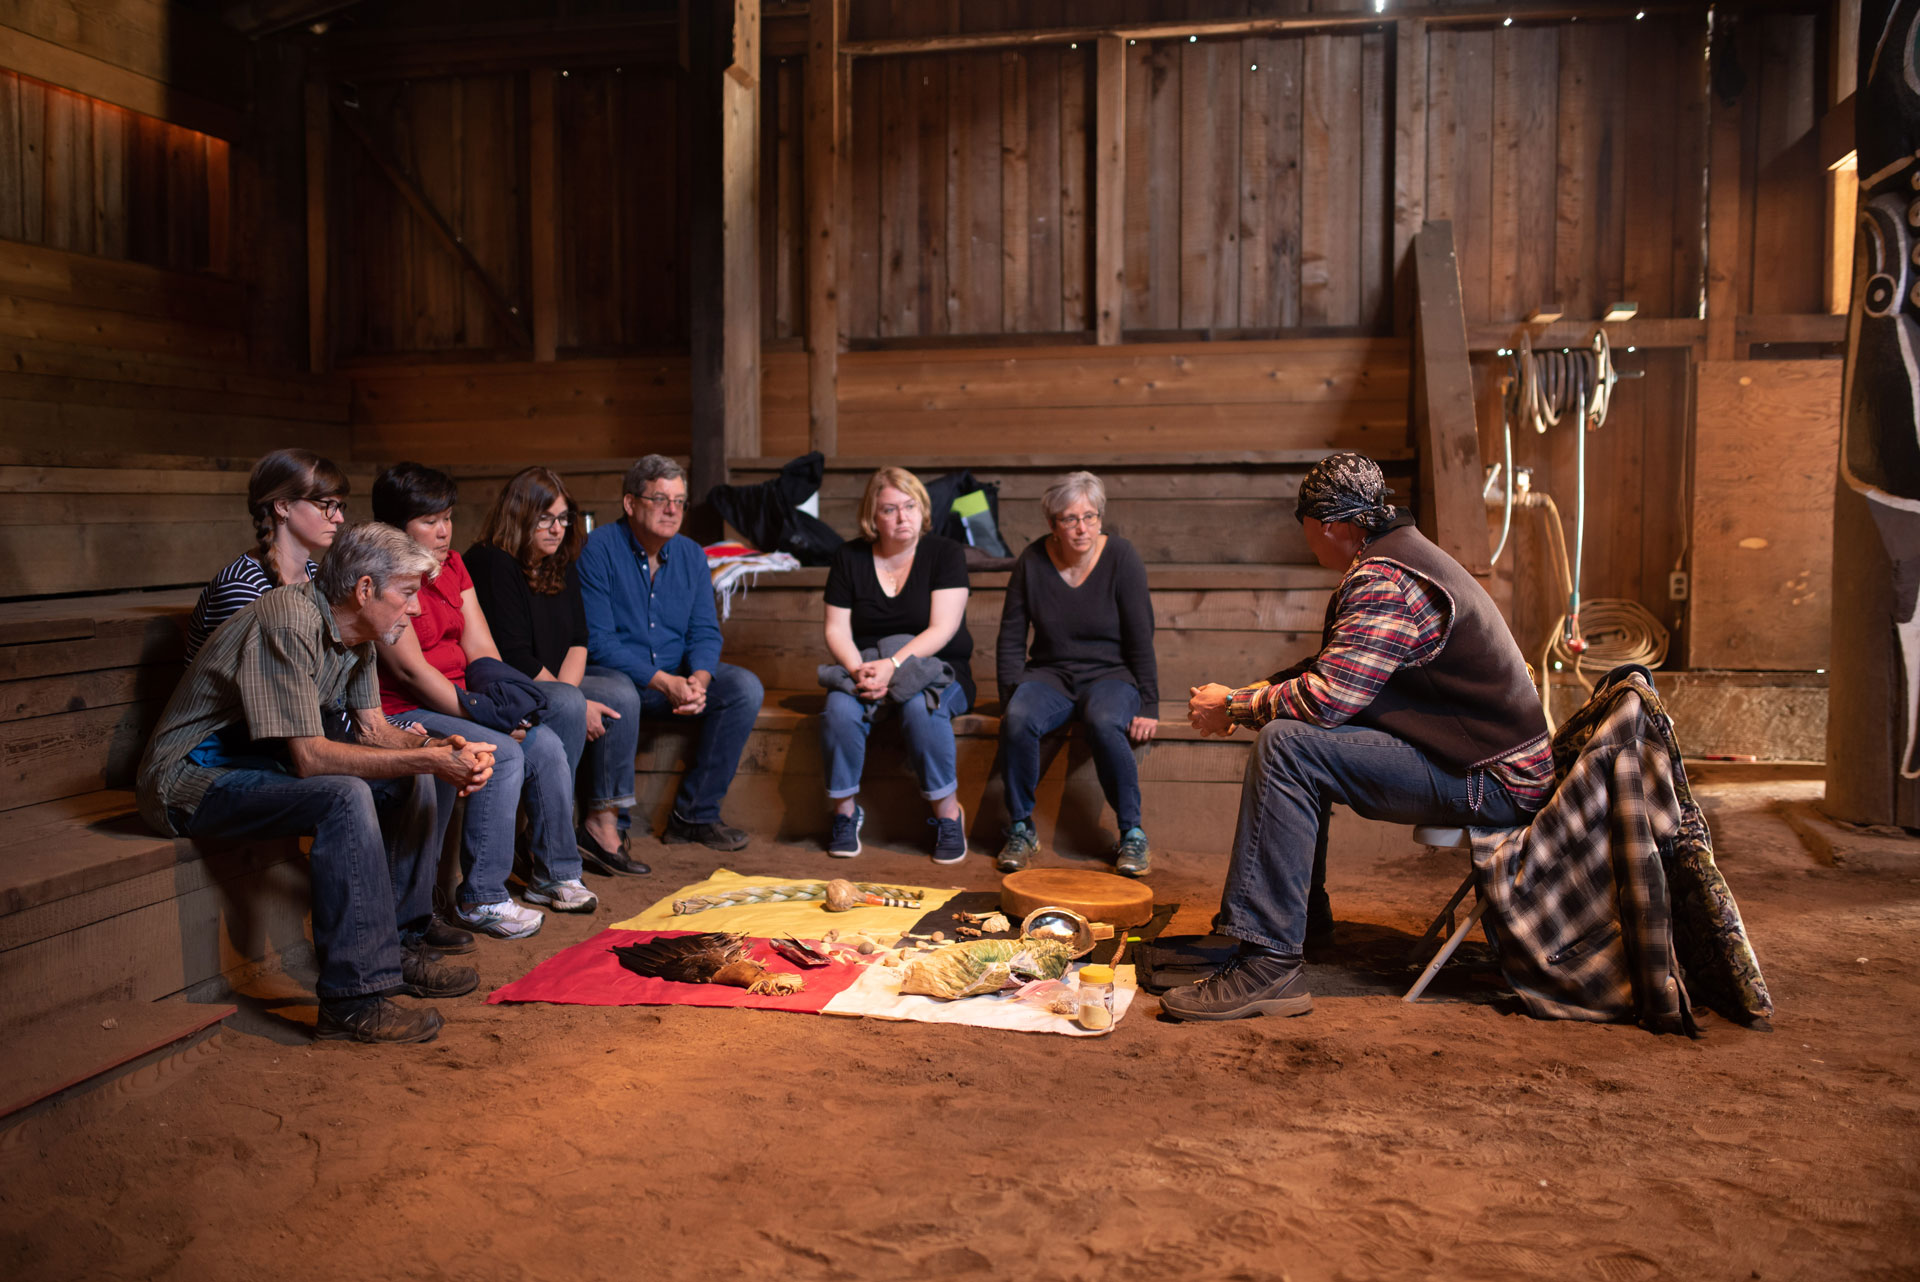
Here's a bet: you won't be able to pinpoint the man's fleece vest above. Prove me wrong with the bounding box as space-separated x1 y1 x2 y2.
1323 520 1548 772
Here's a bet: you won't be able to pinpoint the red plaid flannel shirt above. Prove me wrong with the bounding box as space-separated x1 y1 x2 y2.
1226 558 1554 807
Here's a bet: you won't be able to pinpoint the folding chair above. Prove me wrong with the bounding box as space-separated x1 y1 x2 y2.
1403 824 1484 1002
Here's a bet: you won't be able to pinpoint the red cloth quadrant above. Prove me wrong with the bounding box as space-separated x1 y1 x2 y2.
485 930 870 1012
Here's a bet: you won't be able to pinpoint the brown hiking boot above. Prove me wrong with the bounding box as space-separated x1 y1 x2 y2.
315 996 444 1044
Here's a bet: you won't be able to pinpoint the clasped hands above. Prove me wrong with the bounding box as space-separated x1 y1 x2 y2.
851 656 897 701
650 669 711 716
431 732 497 797
1188 683 1237 738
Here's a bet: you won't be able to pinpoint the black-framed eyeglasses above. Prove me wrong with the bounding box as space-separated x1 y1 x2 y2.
636 493 688 512
534 511 574 531
304 497 345 519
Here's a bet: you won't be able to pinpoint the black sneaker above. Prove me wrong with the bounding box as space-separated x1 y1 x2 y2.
664 812 750 852
315 996 445 1044
399 945 480 999
1158 947 1313 1022
827 805 864 858
1114 826 1151 877
930 808 967 865
997 819 1039 873
577 823 651 876
420 915 477 956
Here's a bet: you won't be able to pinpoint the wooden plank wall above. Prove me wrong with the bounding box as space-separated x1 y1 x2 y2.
0 69 229 276
351 337 1405 464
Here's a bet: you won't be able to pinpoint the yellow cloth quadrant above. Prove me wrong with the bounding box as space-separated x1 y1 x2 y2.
614 868 959 938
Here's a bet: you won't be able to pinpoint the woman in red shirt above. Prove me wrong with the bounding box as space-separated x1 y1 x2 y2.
372 463 595 939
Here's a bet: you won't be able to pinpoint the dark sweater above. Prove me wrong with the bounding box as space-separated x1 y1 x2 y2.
997 534 1157 706
465 542 588 680
824 534 975 709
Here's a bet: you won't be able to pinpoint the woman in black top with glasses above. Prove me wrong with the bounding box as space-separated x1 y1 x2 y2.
467 466 648 877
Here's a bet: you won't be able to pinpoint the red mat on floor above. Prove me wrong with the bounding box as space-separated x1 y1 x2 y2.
485 929 870 1012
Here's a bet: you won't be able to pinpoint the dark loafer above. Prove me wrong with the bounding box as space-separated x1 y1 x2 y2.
315 996 444 1044
577 824 651 876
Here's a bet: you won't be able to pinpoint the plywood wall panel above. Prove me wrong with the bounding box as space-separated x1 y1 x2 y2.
1689 360 1839 670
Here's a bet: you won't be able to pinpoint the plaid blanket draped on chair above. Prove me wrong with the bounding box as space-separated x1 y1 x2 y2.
1469 666 1774 1036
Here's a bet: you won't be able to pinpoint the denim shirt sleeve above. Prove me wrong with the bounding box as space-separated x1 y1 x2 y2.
579 528 661 688
679 536 724 674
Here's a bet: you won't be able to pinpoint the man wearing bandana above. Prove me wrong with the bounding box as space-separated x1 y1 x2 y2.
1166 451 1552 1022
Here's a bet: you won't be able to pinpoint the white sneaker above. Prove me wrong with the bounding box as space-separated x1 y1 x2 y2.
525 878 598 914
457 898 545 939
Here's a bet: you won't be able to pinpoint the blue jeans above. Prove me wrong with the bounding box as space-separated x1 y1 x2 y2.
181 769 444 1002
642 662 764 825
403 711 581 906
821 681 968 802
1219 719 1532 955
1001 678 1143 830
539 667 642 813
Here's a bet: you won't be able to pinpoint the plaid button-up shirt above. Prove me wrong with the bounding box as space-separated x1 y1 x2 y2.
137 582 379 835
1225 558 1555 806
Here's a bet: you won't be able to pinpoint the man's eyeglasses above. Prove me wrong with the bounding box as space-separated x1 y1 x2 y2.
304 497 345 519
534 511 573 531
636 493 688 512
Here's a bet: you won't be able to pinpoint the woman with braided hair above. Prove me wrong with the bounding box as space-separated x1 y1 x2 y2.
183 449 350 663
1167 451 1552 1023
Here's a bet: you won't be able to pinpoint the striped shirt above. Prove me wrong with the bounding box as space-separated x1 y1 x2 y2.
137 582 379 835
185 552 321 663
1226 558 1555 807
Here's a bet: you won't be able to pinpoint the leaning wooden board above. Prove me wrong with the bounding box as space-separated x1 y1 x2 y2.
1000 868 1154 929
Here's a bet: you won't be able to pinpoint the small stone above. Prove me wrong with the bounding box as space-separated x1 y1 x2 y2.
858 940 877 955
101 1018 117 1030
1857 957 1870 964
931 931 945 942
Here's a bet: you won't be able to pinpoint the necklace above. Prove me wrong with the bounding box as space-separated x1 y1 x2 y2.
874 543 915 595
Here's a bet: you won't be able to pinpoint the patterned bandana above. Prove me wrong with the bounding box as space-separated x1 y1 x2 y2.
1293 451 1397 532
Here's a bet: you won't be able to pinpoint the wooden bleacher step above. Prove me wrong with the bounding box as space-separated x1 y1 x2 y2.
0 997 233 1141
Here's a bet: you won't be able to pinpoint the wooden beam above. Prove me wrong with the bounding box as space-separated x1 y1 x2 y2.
1094 35 1126 346
321 16 680 80
1736 313 1848 345
1467 316 1707 352
304 78 328 375
723 0 762 459
1391 18 1429 338
729 0 761 87
528 69 560 363
804 0 841 455
0 23 245 140
330 100 533 351
1820 92 1857 168
839 4 1699 58
1705 66 1742 362
1409 221 1490 576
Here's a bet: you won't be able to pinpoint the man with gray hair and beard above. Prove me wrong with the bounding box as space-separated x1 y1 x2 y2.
1166 452 1552 1022
137 522 499 1044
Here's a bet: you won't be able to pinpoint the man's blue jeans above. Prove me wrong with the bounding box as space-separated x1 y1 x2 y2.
1219 719 1531 955
401 712 581 906
1000 678 1143 830
644 662 764 825
821 680 967 801
182 769 443 1002
538 667 643 813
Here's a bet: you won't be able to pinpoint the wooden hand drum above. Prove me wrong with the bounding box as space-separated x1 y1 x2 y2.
999 868 1154 929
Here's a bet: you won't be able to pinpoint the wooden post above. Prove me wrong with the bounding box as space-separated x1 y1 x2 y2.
1094 35 1125 345
1410 221 1490 576
529 68 560 362
804 0 841 455
1391 19 1428 338
722 0 761 460
1704 60 1742 362
304 77 328 373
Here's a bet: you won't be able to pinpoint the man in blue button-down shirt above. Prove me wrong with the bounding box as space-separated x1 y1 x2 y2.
578 455 764 851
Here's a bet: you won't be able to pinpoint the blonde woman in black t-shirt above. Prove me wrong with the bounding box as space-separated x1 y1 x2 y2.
820 467 973 863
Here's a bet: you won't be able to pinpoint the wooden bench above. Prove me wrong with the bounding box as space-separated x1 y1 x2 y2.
0 592 311 1032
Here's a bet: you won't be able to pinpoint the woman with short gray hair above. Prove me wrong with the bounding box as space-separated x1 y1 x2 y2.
995 470 1159 877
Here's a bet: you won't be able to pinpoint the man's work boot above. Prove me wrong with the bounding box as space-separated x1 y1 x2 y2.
315 996 445 1044
1158 945 1313 1022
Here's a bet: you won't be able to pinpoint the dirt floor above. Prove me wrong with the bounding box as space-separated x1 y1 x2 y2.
3 774 1917 1282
